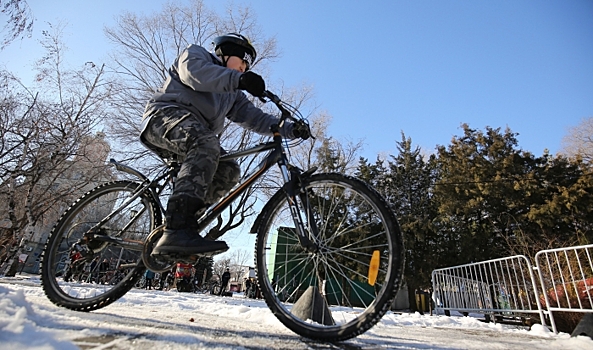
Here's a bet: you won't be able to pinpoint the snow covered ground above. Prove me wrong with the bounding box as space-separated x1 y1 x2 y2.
1 274 592 350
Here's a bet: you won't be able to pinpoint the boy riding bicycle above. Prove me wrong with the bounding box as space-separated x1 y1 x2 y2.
139 33 310 260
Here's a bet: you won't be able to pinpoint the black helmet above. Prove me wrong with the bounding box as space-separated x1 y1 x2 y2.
213 33 257 70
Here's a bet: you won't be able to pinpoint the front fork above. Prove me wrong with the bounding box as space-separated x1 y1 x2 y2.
280 163 319 253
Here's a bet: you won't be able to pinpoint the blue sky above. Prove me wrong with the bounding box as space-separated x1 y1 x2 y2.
3 0 593 160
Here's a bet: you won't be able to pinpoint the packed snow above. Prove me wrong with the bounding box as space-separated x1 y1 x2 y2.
1 274 592 350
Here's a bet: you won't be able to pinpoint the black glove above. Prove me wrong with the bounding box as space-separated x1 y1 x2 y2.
238 71 265 97
291 120 311 140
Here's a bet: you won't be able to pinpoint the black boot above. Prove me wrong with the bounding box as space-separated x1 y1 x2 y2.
152 195 228 258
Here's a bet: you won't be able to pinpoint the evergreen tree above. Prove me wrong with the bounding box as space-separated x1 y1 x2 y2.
508 153 593 253
386 134 440 308
357 133 440 310
434 124 593 261
434 125 529 262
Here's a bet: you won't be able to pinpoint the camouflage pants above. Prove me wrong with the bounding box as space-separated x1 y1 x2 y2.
141 107 240 206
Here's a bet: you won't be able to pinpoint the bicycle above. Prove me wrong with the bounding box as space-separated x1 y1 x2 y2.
194 280 219 294
40 90 405 342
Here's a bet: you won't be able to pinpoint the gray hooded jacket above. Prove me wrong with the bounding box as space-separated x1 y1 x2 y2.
141 44 293 139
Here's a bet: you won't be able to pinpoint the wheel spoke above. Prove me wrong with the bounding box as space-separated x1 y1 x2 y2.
41 181 158 311
255 173 404 341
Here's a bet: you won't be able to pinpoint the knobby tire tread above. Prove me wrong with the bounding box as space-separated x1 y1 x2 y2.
40 181 160 312
253 173 405 341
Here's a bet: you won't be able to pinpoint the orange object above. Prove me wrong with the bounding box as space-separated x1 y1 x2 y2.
368 250 380 286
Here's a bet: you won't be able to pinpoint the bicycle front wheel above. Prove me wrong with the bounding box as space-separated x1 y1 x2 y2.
254 173 404 341
40 181 161 311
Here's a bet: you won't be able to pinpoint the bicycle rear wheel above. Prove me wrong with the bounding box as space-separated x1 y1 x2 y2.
254 173 404 341
40 181 161 311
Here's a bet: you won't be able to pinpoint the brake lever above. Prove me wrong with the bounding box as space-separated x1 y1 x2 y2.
260 90 293 123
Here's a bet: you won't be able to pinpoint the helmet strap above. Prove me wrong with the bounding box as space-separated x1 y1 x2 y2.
215 48 228 67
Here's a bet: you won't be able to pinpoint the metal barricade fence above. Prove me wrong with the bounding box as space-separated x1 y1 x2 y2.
535 244 593 334
432 255 547 327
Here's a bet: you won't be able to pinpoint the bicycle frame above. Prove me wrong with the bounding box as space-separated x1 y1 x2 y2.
91 121 316 255
41 89 403 341
200 125 317 251
197 137 283 233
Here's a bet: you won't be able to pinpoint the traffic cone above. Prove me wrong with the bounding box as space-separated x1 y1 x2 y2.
291 286 335 325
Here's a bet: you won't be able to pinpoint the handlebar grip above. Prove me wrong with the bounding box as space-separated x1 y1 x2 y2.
258 90 271 103
263 90 281 104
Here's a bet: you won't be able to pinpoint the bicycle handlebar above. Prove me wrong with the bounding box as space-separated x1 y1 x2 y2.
261 90 292 121
262 90 312 138
262 90 280 104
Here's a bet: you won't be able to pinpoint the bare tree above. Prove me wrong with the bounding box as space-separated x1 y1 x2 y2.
231 248 250 266
212 249 251 283
0 25 113 275
1 0 33 49
561 116 593 163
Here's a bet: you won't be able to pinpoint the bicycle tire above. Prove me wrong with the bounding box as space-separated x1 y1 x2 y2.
254 173 404 341
40 180 161 311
